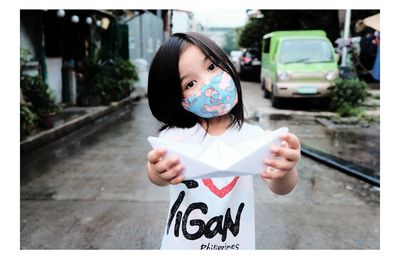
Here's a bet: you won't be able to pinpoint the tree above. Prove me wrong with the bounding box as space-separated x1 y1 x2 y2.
238 10 341 54
238 17 267 53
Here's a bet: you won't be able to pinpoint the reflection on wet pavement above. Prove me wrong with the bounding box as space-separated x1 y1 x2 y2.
258 114 380 178
20 105 136 187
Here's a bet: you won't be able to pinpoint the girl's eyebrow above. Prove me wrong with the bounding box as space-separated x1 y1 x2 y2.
180 55 208 82
180 71 193 83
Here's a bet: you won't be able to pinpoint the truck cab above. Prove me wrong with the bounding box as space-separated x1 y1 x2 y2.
261 30 339 107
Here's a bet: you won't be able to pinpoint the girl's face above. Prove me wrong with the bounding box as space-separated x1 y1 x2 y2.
178 43 238 119
179 44 222 98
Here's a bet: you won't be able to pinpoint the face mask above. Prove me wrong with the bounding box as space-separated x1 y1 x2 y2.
181 72 238 118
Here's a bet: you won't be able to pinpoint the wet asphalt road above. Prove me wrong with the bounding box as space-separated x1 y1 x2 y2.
20 81 380 249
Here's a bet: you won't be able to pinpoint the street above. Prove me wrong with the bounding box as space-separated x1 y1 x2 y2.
20 80 380 249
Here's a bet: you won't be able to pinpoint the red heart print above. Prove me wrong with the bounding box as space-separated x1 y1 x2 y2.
202 176 240 198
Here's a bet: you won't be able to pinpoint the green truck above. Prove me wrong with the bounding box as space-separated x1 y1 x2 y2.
260 30 339 107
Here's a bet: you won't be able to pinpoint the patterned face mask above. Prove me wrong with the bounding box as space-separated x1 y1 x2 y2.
181 72 238 118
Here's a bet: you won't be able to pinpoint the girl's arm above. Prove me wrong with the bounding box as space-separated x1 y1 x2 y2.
260 133 301 195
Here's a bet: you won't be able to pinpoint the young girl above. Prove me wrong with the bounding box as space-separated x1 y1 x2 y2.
146 32 300 250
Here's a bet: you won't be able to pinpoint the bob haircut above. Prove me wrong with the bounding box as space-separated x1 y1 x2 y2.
147 32 244 131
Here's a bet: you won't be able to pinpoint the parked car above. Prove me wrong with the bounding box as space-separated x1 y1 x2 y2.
260 30 339 107
239 48 261 81
229 50 242 73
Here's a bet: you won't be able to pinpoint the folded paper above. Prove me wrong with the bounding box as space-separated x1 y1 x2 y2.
148 127 289 180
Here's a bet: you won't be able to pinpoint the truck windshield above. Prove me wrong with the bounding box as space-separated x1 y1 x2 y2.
279 39 334 64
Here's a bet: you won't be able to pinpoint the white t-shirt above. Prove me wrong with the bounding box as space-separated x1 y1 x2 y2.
158 122 265 250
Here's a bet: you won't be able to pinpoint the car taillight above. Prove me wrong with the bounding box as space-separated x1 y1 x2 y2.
240 56 251 64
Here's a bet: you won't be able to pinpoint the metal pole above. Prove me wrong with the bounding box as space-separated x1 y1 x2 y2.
341 9 351 67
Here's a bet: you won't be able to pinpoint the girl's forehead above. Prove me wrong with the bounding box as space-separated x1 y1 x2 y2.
179 44 207 66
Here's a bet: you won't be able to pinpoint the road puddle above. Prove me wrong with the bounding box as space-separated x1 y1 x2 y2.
257 114 380 178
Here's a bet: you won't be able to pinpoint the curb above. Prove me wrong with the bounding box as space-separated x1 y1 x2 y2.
20 92 146 155
301 144 380 187
252 105 380 122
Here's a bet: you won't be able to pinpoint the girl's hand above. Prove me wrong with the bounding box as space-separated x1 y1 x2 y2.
260 133 301 192
147 148 185 186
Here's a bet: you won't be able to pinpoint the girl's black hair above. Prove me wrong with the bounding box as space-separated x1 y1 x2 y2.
147 32 244 131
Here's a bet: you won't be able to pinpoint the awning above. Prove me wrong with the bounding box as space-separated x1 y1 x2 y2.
363 13 380 32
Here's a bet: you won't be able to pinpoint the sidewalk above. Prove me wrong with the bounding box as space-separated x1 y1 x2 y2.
20 90 147 155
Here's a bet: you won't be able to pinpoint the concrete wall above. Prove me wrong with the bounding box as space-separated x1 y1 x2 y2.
126 12 163 91
45 58 63 103
20 11 42 60
202 27 234 49
127 12 163 63
171 11 191 34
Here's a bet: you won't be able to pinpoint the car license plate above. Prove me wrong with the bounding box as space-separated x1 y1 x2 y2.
297 86 317 94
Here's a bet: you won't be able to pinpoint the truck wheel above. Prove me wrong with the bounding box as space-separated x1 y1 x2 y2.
261 79 271 99
263 89 271 99
271 84 280 108
240 68 247 81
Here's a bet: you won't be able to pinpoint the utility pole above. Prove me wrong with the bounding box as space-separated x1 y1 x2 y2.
341 9 351 67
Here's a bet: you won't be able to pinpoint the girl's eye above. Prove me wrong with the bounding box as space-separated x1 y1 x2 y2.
185 80 197 89
208 63 216 72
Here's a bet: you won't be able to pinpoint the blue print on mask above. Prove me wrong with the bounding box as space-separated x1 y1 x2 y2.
181 72 238 118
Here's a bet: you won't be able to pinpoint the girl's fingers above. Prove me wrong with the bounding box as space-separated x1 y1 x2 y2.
260 167 285 180
160 163 184 180
259 133 301 180
280 133 300 150
154 156 180 174
265 158 294 171
170 175 185 185
147 147 185 183
270 146 300 162
147 148 166 164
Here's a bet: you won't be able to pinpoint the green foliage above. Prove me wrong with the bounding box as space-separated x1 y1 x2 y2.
335 103 364 117
77 51 104 103
20 103 38 138
20 47 60 134
238 10 341 53
78 51 139 106
20 48 32 68
20 74 61 115
330 78 368 117
238 18 267 51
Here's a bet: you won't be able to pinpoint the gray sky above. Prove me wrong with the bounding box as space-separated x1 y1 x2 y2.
192 10 248 28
